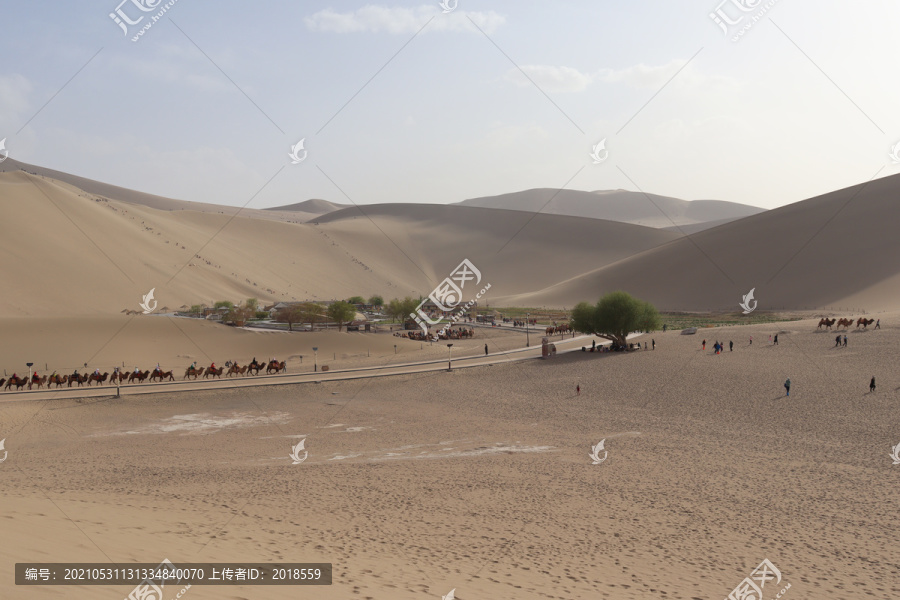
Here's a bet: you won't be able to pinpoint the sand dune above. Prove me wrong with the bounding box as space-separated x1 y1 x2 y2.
499 174 900 312
266 198 350 215
456 188 765 230
0 171 679 317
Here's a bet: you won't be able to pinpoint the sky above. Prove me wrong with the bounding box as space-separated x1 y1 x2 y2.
2 0 899 210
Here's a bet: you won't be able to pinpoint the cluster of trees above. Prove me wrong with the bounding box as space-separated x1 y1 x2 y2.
570 291 660 347
274 301 358 332
346 295 384 307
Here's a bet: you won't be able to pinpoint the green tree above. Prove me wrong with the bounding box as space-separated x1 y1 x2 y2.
327 301 357 332
346 296 365 305
299 302 325 329
246 298 258 313
386 296 420 324
214 300 234 310
275 305 302 331
570 291 660 348
368 295 384 307
189 304 204 314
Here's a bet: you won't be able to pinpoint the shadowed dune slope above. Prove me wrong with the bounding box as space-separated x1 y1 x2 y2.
497 174 900 311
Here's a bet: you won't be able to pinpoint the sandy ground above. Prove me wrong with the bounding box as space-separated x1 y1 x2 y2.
0 317 529 382
1 315 899 599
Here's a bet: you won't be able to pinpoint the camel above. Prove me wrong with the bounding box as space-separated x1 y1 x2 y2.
835 318 854 330
68 373 88 387
0 378 4 389
247 359 263 376
128 370 150 383
184 366 201 380
86 372 109 386
109 371 128 384
149 369 174 382
227 364 247 377
817 318 836 330
28 375 48 390
266 360 286 374
48 374 69 388
203 366 224 379
856 317 876 329
5 376 28 391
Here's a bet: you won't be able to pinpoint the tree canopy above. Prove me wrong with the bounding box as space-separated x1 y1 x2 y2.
346 296 365 305
327 301 357 332
368 295 384 307
386 296 420 324
570 291 660 348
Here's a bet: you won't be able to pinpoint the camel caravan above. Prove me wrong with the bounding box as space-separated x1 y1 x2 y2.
546 323 572 335
817 317 877 330
394 327 475 341
1 359 289 391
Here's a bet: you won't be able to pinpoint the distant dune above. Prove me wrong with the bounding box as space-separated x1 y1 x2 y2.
455 188 765 231
266 199 350 215
497 174 900 312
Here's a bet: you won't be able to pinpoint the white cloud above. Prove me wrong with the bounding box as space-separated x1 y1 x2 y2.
305 5 504 34
504 65 593 93
596 60 691 88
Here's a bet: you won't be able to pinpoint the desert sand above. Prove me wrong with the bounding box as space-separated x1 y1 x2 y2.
2 315 899 599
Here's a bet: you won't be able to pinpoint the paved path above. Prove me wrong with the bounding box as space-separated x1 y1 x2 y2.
1 334 644 403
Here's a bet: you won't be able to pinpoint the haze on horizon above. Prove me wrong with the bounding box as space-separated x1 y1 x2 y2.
2 0 899 210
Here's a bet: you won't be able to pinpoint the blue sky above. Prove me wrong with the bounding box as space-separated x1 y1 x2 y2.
2 0 899 210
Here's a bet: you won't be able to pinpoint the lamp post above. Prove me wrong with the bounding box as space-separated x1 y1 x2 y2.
526 312 530 347
26 362 33 380
312 347 318 372
447 343 453 371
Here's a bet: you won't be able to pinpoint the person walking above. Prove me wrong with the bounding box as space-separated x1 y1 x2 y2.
652 339 655 350
874 319 881 330
702 339 706 350
749 335 753 345
835 334 841 347
843 335 848 347
870 376 876 393
484 343 488 356
769 335 772 343
576 384 580 396
774 334 779 345
784 378 791 397
729 340 733 352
